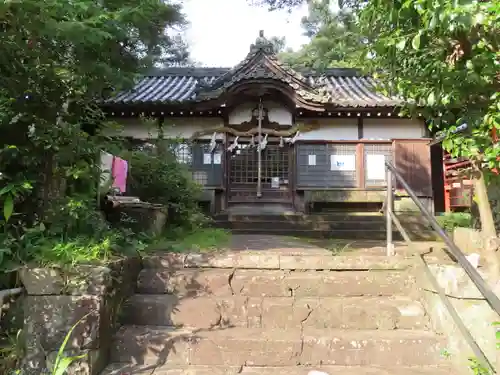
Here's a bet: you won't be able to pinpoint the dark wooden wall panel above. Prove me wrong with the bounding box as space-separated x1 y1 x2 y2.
190 142 224 187
296 143 358 188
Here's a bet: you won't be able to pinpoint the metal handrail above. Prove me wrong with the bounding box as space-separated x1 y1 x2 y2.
385 160 499 373
384 160 500 315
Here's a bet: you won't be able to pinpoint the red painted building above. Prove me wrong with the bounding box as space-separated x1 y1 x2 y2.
441 128 498 212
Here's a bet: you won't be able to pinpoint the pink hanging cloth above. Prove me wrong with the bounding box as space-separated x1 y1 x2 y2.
111 157 128 193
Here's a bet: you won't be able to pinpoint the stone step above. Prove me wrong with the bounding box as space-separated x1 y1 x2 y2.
216 219 393 231
121 294 429 330
219 227 401 240
110 326 445 367
137 269 416 297
141 252 413 270
102 364 454 375
215 212 419 222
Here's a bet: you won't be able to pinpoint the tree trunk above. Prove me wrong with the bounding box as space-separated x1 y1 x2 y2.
472 168 500 280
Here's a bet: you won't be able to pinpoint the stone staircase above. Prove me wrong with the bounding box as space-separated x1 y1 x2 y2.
213 212 435 240
102 243 453 375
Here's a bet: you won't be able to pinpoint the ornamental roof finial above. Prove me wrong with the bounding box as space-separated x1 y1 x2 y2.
249 29 274 55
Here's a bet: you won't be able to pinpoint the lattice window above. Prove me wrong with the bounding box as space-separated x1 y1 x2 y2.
192 171 208 186
173 143 193 165
364 143 393 186
327 144 357 187
161 141 193 165
229 143 289 188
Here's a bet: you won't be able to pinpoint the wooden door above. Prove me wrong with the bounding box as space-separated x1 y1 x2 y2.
393 139 432 196
228 141 291 203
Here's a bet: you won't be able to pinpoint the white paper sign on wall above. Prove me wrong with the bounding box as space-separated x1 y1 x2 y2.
330 154 356 171
308 154 316 166
203 153 212 165
213 153 222 165
366 154 386 180
271 177 280 188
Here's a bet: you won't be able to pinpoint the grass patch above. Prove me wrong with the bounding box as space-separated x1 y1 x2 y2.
311 239 356 254
146 228 231 253
322 240 356 254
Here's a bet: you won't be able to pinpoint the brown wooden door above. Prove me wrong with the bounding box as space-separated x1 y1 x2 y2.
392 139 432 196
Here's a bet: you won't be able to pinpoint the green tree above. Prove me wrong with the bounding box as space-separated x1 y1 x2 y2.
0 0 189 265
356 0 500 275
278 0 364 70
269 36 287 54
255 0 500 275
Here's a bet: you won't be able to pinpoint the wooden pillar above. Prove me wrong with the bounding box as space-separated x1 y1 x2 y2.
356 143 365 188
290 142 297 210
222 121 229 211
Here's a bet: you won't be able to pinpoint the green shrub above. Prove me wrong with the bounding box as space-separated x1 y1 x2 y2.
124 144 207 231
436 212 473 233
0 195 145 270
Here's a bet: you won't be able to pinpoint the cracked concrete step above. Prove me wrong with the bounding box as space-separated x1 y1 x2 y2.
101 364 455 375
137 269 416 297
121 294 429 330
110 326 445 367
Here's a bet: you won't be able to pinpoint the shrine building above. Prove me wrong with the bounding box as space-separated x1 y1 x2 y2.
101 31 437 215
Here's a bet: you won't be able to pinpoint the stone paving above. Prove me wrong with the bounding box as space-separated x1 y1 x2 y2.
227 233 406 253
226 234 332 253
223 234 453 266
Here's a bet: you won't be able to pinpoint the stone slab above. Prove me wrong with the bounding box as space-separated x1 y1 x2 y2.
137 269 233 296
185 253 280 269
24 295 102 350
111 326 444 367
300 328 443 366
142 254 187 269
230 270 416 297
101 363 156 375
111 326 193 366
154 365 241 375
239 366 454 375
423 264 500 299
141 236 421 272
19 265 112 295
121 295 223 329
279 255 411 270
102 365 455 375
121 295 428 330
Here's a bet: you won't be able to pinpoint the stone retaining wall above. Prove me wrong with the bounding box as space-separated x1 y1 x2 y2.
20 257 141 375
419 264 500 374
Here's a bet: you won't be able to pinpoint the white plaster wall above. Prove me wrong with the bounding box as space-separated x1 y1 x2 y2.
228 101 293 125
162 118 224 140
107 116 425 142
295 118 358 141
363 118 426 140
106 117 224 140
105 118 159 139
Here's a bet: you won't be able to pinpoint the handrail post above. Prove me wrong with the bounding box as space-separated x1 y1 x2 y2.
386 168 394 256
385 160 500 314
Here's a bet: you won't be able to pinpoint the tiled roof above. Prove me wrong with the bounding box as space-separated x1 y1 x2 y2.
105 32 401 108
105 68 401 108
